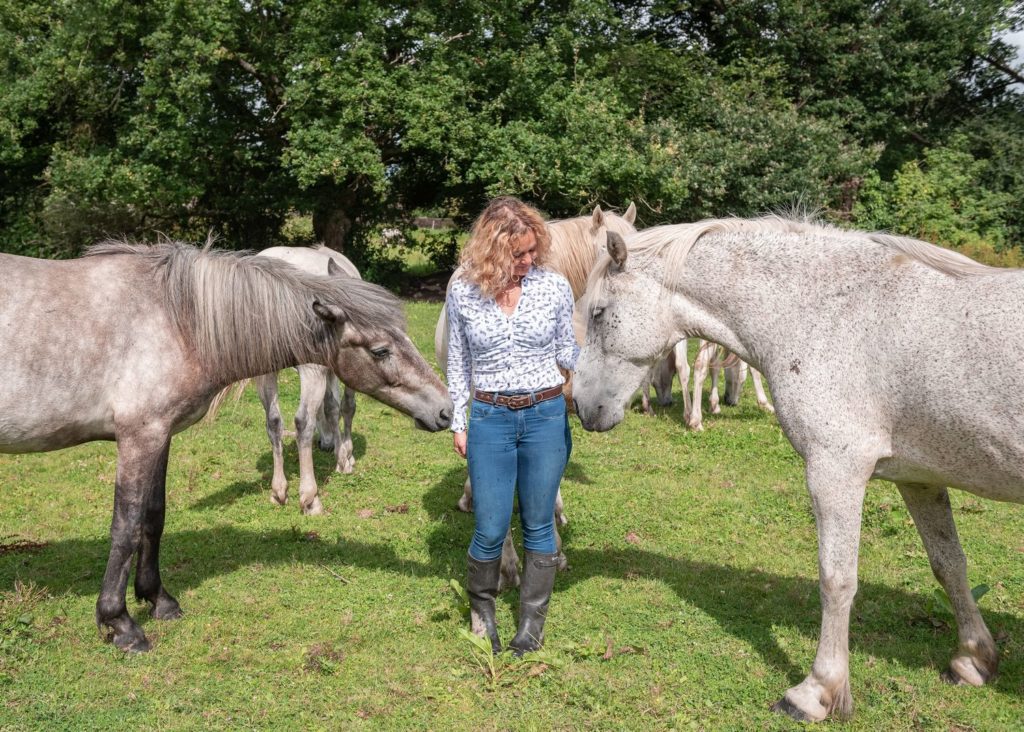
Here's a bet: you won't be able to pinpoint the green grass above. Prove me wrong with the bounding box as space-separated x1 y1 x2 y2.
3 301 1024 730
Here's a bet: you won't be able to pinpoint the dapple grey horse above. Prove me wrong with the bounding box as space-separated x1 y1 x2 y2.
0 240 452 652
573 217 1021 721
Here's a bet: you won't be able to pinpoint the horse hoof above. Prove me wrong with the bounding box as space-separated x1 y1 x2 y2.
456 496 473 513
113 629 152 653
943 657 993 686
302 499 324 516
270 493 287 507
151 595 183 621
338 457 355 474
770 697 810 722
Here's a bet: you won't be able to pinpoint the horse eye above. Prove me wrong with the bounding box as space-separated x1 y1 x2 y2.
370 347 391 359
592 306 605 320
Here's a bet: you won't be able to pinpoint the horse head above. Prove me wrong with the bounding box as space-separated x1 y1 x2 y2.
312 276 453 432
573 230 677 432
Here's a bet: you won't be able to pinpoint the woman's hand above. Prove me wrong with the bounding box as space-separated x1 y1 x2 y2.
453 430 468 459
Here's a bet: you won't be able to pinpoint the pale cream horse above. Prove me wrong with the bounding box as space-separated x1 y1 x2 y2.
435 204 638 587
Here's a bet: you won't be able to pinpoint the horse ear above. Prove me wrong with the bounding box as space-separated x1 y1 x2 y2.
312 299 346 325
326 257 342 277
623 202 637 225
591 205 605 230
607 231 628 269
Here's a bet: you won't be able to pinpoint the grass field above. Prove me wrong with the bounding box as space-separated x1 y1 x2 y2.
3 300 1024 730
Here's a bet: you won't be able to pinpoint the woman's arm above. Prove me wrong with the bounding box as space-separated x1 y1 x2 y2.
446 289 473 434
553 277 581 371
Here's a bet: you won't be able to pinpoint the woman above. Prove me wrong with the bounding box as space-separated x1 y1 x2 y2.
446 196 578 655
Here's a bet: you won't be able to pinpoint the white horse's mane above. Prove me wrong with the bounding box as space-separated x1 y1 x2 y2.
586 216 1010 301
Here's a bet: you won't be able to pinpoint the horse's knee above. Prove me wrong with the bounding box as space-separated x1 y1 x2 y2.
820 571 858 605
265 413 283 439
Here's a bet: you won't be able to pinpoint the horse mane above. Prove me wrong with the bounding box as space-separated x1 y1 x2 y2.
84 239 405 377
547 211 637 298
586 216 1010 302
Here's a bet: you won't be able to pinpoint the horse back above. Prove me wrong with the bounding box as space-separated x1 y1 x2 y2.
0 253 205 452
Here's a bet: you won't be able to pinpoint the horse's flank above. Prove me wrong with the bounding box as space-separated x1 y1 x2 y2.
85 240 405 382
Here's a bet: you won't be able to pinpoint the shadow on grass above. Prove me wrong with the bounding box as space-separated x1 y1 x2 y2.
2 463 1022 698
189 434 368 510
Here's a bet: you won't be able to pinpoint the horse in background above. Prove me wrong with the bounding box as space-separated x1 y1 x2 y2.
436 203 638 588
253 246 361 515
0 240 452 652
641 339 774 430
573 217 1022 721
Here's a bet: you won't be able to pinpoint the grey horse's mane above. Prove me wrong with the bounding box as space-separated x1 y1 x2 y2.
85 239 405 376
586 216 1010 301
546 211 637 298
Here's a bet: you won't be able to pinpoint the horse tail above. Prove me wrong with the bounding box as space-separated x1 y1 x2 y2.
202 379 251 423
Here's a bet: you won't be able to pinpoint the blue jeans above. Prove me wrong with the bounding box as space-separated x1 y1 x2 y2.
466 394 571 561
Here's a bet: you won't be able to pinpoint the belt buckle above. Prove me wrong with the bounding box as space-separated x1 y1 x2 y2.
506 394 532 410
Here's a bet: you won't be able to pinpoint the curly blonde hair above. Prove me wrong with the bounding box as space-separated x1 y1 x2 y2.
459 197 552 299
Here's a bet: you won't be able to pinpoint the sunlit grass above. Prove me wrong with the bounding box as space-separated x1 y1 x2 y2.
2 301 1024 730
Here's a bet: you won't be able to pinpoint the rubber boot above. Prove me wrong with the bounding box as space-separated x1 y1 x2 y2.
509 550 560 656
466 554 502 654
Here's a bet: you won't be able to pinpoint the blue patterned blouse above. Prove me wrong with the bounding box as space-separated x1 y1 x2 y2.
446 266 579 432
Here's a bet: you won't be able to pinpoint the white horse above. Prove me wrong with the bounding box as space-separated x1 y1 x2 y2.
436 204 638 587
252 246 361 515
573 217 1022 721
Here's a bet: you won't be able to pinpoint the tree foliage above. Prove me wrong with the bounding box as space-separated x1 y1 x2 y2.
1 0 1021 265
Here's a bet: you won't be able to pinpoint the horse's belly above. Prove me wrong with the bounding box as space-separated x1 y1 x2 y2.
873 456 1024 503
0 421 114 453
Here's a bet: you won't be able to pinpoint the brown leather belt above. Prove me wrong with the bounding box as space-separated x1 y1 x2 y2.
473 385 563 410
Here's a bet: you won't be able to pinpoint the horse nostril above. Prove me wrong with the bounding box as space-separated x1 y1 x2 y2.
440 407 452 422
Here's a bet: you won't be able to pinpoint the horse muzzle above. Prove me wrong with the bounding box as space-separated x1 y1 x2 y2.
414 405 452 432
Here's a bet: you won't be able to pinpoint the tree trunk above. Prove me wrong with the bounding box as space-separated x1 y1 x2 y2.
313 206 352 252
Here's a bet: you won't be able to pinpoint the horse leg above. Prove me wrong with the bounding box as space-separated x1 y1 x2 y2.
320 374 355 474
773 455 872 722
686 340 713 431
751 367 775 414
723 358 747 407
672 341 692 425
554 486 567 526
652 351 675 407
639 373 654 415
256 373 288 506
709 354 722 415
295 364 328 515
458 475 473 513
897 483 998 685
498 529 520 591
133 439 182 621
96 431 173 652
338 383 357 474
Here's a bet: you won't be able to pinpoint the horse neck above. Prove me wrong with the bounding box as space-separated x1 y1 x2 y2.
167 257 336 384
661 237 804 368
